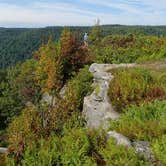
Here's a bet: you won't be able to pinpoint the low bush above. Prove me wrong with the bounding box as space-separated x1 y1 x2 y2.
108 67 166 111
110 100 166 141
151 135 166 165
9 127 149 166
7 106 43 164
0 154 7 166
99 138 149 166
9 128 97 166
7 66 93 165
93 35 166 64
65 66 93 110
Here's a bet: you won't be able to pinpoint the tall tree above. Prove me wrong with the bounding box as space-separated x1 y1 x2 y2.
35 37 63 99
60 28 90 79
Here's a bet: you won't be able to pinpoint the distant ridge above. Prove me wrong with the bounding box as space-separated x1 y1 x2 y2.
0 25 166 69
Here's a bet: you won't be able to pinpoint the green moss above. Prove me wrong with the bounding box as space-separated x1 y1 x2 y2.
94 84 100 96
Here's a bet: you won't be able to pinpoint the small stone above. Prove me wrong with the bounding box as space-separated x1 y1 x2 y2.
132 141 156 165
0 147 7 154
107 131 132 147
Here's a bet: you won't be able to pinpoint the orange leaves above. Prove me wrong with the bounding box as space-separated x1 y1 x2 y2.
35 39 63 96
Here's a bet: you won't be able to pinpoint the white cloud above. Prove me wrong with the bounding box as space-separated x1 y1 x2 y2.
0 2 98 27
0 0 165 27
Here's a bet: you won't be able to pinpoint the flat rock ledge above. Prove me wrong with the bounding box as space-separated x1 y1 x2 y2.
83 63 136 129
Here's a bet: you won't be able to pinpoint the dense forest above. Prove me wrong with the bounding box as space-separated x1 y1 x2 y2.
0 25 166 165
1 25 166 68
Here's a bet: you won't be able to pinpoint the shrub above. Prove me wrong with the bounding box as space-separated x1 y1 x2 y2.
47 66 93 133
99 138 149 166
65 66 93 110
21 137 61 166
93 35 166 64
151 135 166 165
15 59 42 104
60 128 97 166
11 128 97 166
110 100 166 141
108 67 166 111
7 106 43 164
60 28 91 79
0 154 7 166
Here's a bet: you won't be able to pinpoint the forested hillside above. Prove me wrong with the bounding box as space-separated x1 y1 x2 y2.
0 25 166 68
0 25 166 165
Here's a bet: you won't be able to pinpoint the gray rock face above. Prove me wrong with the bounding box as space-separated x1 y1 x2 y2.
132 141 156 165
107 131 132 147
83 63 136 129
0 147 7 154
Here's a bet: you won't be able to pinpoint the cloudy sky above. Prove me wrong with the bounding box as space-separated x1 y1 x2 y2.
0 0 166 27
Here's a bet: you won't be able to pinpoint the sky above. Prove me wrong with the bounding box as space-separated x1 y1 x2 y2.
0 0 166 27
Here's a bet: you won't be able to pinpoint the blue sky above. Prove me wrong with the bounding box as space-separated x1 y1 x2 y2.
0 0 166 27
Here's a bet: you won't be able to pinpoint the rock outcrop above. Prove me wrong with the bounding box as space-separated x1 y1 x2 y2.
83 63 136 129
0 147 7 154
83 63 156 165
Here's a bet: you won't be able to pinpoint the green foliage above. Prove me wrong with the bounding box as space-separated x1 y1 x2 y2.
0 66 24 130
99 138 149 166
89 25 102 46
16 59 42 104
21 137 61 166
0 154 7 166
3 27 166 166
46 66 93 133
2 25 166 68
65 66 93 110
8 106 43 163
108 67 166 111
0 27 62 69
60 28 91 79
8 125 149 166
110 100 166 141
151 135 166 165
35 38 63 96
60 129 96 166
94 35 166 64
8 127 97 166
